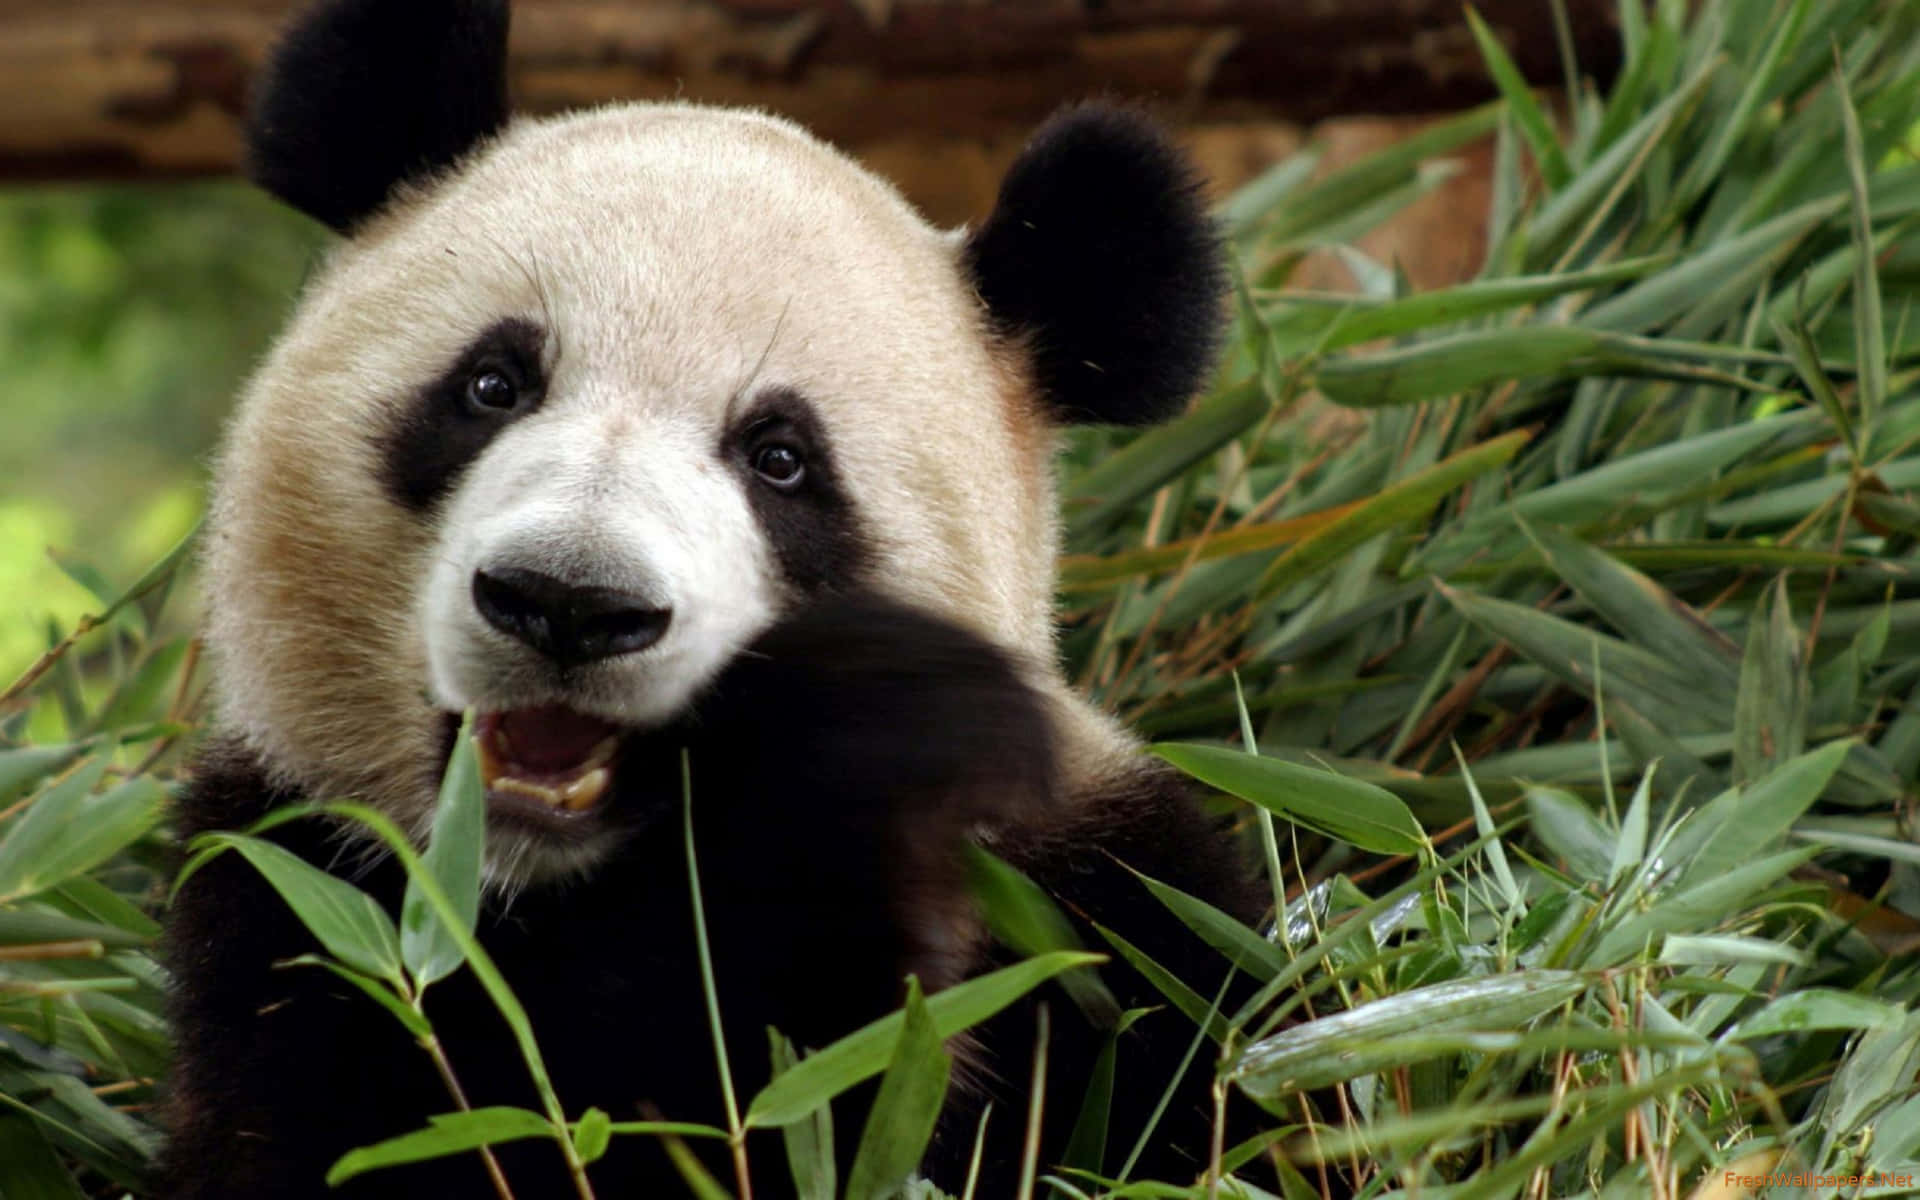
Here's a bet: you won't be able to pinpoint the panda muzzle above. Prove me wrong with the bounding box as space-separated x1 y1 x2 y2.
472 707 622 813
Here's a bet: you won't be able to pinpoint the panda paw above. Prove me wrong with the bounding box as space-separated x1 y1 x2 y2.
687 594 1059 829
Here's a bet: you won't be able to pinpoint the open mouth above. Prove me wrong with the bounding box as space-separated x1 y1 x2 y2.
473 707 623 820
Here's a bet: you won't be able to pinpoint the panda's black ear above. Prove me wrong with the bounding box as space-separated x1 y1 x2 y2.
964 104 1227 427
246 0 512 234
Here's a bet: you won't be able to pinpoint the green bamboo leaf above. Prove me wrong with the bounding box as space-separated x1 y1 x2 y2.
1524 788 1614 881
0 912 146 950
745 951 1102 1128
193 832 406 986
0 766 162 906
572 1107 612 1165
1773 311 1855 454
1436 584 1718 736
0 743 84 806
230 800 573 1145
0 1114 88 1200
1059 1009 1152 1183
87 637 191 734
1057 505 1344 593
1233 970 1585 1096
1516 516 1741 698
1732 576 1809 783
1153 743 1424 855
1260 104 1500 246
1529 53 1719 258
1127 864 1289 981
843 977 951 1200
1671 0 1810 212
1219 150 1322 241
1467 408 1819 542
1256 431 1529 599
1726 989 1905 1040
1465 7 1573 189
1065 382 1270 538
1263 257 1670 352
663 1134 735 1200
1609 769 1654 890
1659 934 1809 967
1591 0 1669 153
1710 454 1920 526
1313 326 1768 408
769 1032 835 1200
1591 847 1817 967
1578 197 1841 333
327 1107 557 1185
1837 62 1887 430
966 846 1116 1025
279 955 431 1038
1090 919 1230 1045
1671 740 1849 895
401 710 486 987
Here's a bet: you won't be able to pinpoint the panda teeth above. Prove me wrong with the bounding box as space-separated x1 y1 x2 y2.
471 725 618 812
561 768 611 811
493 776 566 808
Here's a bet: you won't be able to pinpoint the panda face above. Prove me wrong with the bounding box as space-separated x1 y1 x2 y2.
210 0 1224 889
207 107 1060 883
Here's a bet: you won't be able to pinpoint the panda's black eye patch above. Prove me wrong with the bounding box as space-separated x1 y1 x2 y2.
377 318 547 512
726 390 868 593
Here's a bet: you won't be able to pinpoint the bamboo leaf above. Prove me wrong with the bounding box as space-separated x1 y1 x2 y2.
1732 576 1809 783
193 832 406 986
843 977 951 1200
1516 516 1741 698
1837 60 1887 430
400 710 486 988
744 951 1102 1127
1233 971 1585 1095
327 1107 557 1185
1154 742 1424 855
1465 7 1573 189
0 764 162 906
1256 431 1529 598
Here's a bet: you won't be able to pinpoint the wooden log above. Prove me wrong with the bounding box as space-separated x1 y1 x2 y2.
0 0 1619 183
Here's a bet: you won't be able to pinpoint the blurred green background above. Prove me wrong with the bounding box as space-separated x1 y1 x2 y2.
0 184 325 680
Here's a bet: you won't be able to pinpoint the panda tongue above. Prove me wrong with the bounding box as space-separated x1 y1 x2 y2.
492 706 620 776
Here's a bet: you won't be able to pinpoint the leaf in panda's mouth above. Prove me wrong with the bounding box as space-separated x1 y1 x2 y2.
472 707 623 813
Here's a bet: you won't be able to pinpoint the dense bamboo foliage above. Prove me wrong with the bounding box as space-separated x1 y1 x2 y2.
2 0 1919 1195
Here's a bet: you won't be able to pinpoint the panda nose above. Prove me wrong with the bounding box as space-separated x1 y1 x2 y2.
471 567 672 665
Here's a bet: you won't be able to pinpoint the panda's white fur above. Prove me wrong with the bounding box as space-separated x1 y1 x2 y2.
207 105 1112 880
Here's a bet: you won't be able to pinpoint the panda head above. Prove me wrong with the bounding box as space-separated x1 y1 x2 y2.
207 0 1225 884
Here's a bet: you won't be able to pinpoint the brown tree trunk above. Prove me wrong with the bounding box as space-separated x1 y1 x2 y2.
0 0 1618 184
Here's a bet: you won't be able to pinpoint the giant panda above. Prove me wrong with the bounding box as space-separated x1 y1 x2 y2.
161 0 1257 1196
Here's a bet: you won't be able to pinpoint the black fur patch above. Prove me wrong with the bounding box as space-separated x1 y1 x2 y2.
964 104 1228 426
724 389 871 593
376 318 547 513
246 0 512 233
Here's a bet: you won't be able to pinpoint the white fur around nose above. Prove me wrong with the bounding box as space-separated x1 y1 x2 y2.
422 403 778 728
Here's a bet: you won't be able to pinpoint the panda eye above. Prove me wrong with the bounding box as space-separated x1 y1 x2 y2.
464 369 521 413
752 443 806 489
